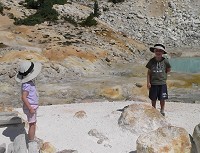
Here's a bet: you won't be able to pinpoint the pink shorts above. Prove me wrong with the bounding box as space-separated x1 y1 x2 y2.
23 108 38 123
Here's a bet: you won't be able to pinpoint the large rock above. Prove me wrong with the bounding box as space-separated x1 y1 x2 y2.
13 134 27 153
137 126 191 153
0 112 22 126
0 112 18 117
193 123 200 153
7 143 13 153
40 142 56 153
0 143 6 153
118 104 169 134
28 141 39 153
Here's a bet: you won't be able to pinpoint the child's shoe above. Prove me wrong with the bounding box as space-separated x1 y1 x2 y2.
160 110 165 116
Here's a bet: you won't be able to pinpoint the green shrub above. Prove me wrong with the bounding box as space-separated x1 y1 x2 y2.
15 6 59 25
26 0 39 9
14 15 44 25
80 13 97 27
0 2 4 13
14 0 67 25
37 6 59 21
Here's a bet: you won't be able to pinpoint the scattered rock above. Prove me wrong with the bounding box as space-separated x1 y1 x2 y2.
0 69 7 76
88 129 109 145
74 110 87 119
43 34 50 38
135 83 143 88
105 57 111 62
50 63 60 73
118 104 169 134
137 13 144 19
137 126 191 153
8 70 16 78
57 150 78 153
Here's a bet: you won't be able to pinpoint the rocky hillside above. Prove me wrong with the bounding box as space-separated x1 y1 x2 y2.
79 0 200 48
0 0 199 107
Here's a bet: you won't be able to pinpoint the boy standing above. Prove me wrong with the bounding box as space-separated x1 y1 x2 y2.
146 44 171 116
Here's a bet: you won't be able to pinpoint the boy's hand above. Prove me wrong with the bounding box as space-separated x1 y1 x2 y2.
29 108 35 114
147 83 151 89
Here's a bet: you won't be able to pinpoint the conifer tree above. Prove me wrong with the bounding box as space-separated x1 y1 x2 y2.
94 0 100 17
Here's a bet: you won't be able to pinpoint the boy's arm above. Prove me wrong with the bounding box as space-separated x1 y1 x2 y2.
166 68 171 73
165 59 171 73
22 91 35 114
147 69 151 89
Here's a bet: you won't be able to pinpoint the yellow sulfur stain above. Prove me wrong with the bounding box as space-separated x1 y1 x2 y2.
168 73 200 88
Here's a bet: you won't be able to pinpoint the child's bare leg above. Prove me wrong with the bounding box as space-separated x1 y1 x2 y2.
151 101 156 108
28 122 36 140
160 100 165 116
160 100 165 111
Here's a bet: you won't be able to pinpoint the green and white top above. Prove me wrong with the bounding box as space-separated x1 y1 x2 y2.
146 57 171 85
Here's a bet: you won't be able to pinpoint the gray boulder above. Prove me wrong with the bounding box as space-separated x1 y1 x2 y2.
193 123 200 153
118 104 169 134
0 112 22 126
13 134 27 153
137 126 191 153
28 141 39 153
7 143 13 153
0 143 6 153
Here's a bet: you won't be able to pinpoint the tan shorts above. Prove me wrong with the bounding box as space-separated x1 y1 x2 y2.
23 108 37 123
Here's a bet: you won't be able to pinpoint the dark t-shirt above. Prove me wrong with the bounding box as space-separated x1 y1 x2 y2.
146 57 171 85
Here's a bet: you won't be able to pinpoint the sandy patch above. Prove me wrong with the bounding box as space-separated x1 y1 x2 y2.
1 101 200 152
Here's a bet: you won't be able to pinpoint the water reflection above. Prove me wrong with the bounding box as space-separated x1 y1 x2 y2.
169 57 200 73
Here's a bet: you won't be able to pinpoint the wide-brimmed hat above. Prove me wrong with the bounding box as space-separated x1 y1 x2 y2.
149 44 167 54
15 61 42 83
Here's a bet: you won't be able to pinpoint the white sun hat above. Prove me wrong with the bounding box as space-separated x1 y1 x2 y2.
15 60 42 83
149 44 167 54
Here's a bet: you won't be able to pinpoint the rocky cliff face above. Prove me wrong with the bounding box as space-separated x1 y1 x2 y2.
78 0 200 48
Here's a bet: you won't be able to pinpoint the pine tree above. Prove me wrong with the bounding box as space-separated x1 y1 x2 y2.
0 2 3 14
94 0 100 17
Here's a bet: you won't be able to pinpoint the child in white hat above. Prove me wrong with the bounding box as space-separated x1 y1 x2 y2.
15 60 42 141
146 44 171 116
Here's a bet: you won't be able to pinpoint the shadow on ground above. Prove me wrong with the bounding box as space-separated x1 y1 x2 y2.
2 122 27 142
129 151 137 153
